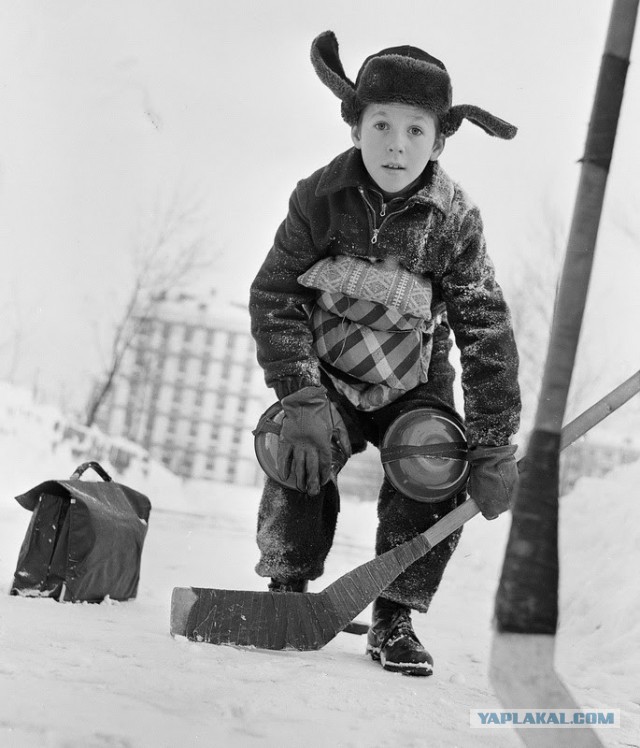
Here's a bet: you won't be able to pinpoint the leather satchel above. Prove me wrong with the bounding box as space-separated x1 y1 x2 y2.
10 461 151 602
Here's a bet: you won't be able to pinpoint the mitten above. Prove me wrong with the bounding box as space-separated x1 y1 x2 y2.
277 386 351 495
467 444 518 520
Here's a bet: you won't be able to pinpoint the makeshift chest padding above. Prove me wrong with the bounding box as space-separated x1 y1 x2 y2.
297 256 442 411
11 462 151 602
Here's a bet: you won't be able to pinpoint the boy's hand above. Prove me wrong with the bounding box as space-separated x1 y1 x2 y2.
467 445 518 520
277 386 351 495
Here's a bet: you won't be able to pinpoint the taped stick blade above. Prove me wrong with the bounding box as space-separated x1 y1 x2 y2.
169 515 467 651
170 587 335 650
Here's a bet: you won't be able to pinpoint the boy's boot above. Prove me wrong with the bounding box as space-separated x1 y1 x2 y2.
268 578 308 593
366 597 434 676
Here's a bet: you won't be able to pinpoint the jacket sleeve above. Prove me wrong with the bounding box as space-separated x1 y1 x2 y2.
249 183 324 399
441 202 521 447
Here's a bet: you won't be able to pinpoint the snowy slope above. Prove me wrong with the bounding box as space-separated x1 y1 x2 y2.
0 382 638 748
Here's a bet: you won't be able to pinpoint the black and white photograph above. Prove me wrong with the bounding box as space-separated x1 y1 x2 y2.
1 1 639 746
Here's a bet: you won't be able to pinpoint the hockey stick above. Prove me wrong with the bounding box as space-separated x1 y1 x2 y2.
170 372 639 650
490 1 638 745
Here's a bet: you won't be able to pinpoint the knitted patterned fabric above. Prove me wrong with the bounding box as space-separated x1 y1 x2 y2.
298 256 432 317
298 259 437 410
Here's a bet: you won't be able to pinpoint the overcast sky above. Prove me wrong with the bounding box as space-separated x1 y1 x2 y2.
1 1 638 413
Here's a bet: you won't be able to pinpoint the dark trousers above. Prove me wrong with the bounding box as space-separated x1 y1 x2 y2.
255 378 466 613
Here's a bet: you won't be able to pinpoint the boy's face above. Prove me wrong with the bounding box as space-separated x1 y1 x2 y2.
351 103 445 195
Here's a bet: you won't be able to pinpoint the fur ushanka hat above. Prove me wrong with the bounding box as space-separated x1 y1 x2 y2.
310 30 516 139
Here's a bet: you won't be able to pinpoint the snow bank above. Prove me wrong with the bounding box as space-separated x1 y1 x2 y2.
0 381 638 747
558 461 640 708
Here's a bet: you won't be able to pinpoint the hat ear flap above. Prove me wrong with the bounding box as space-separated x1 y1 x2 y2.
311 31 359 124
442 104 517 140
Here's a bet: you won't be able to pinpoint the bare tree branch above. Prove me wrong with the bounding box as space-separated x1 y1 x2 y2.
85 188 215 427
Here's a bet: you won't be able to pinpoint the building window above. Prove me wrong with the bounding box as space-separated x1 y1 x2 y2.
181 445 195 473
226 332 237 355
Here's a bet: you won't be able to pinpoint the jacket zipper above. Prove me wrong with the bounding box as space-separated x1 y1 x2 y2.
359 187 411 245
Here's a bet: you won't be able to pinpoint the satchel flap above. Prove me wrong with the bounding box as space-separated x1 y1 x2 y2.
15 479 151 521
15 481 73 512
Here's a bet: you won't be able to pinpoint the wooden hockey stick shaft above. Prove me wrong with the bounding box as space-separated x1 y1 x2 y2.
495 0 638 639
421 367 640 541
560 369 640 450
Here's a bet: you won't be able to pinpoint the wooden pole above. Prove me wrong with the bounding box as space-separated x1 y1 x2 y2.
491 1 638 744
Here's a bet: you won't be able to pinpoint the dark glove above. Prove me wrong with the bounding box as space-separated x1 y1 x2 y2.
277 386 351 495
467 444 518 520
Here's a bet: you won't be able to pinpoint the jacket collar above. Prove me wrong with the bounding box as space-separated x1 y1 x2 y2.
315 147 454 215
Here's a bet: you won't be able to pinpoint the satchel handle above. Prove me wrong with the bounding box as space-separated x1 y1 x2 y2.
70 461 113 482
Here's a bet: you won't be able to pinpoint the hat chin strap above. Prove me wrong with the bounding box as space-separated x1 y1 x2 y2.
442 104 517 139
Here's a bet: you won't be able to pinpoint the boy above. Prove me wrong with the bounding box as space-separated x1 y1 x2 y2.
249 31 521 676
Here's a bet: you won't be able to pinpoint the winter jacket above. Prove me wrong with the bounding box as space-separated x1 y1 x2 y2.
249 147 520 447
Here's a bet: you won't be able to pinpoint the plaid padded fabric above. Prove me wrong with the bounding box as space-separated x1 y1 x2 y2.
315 291 422 331
310 291 431 389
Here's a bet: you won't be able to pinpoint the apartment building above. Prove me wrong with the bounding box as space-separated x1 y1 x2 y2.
97 292 272 485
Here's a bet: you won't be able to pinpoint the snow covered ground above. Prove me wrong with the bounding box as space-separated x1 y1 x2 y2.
1 382 639 748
